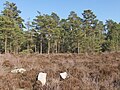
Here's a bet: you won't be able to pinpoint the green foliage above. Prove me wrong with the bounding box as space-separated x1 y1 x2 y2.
105 20 120 51
0 1 25 54
0 1 120 54
19 49 33 55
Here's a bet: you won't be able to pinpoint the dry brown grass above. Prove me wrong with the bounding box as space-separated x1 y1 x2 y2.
0 52 120 90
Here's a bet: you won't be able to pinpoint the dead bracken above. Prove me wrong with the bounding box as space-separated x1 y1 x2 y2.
0 52 120 90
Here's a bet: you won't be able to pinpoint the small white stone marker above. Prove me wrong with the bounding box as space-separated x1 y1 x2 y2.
38 72 47 86
11 68 26 73
11 69 19 73
18 68 26 73
60 72 68 79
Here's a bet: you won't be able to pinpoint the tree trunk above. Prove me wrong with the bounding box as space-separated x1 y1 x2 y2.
92 33 95 52
55 40 57 53
10 42 12 53
57 41 60 53
40 41 42 54
77 41 80 54
48 40 50 54
16 46 19 54
5 35 7 54
84 33 87 53
27 42 30 50
35 44 37 53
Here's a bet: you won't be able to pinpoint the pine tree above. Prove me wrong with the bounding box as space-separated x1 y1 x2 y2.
67 11 83 53
0 16 14 53
105 20 120 51
0 1 25 54
82 10 100 53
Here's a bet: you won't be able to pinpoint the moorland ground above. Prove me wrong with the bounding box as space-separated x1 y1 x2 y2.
0 52 120 90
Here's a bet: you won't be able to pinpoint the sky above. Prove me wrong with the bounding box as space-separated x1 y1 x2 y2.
0 0 120 23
